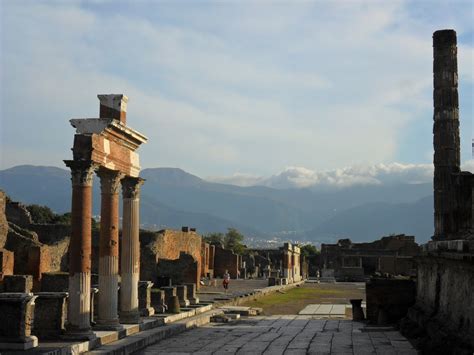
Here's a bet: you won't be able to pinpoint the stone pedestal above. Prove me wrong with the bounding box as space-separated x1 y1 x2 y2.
350 299 365 321
41 272 69 292
168 296 180 314
4 274 33 292
64 161 96 340
151 289 167 313
184 283 199 305
96 169 122 330
138 281 155 316
162 286 177 308
176 285 190 307
120 177 144 324
0 293 38 350
33 292 68 339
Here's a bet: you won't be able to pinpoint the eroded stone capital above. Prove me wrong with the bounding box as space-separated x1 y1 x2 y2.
64 160 98 187
97 168 124 194
121 176 145 199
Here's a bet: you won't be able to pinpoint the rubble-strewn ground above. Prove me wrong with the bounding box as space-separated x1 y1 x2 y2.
241 282 366 315
136 316 416 355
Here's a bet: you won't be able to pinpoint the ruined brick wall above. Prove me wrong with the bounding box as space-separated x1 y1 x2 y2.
200 241 209 278
214 246 239 278
140 229 203 288
0 191 8 248
155 252 199 286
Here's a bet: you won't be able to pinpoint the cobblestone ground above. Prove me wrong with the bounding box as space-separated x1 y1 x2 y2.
136 316 416 355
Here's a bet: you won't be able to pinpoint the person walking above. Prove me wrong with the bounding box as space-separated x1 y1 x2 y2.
223 270 230 293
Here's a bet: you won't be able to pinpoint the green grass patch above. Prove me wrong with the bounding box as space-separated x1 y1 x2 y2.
243 287 347 308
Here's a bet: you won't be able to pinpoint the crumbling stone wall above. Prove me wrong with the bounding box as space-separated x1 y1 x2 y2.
321 235 420 280
140 228 203 288
5 201 32 228
155 252 199 286
214 246 239 278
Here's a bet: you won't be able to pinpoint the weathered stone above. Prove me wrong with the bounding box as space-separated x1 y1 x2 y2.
141 229 203 289
366 278 415 324
167 295 180 314
161 286 177 308
176 285 190 307
0 249 14 281
184 283 199 304
4 274 33 292
0 293 38 350
138 281 154 316
32 292 68 339
40 272 69 292
150 289 167 313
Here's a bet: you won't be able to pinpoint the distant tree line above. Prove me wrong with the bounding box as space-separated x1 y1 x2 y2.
203 228 247 254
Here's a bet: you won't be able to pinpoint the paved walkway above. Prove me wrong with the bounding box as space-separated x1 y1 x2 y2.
298 304 347 317
135 316 416 355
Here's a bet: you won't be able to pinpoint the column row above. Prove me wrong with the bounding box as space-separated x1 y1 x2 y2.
65 161 144 338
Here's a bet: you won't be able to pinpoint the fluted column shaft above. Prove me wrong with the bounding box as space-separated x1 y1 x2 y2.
96 169 122 329
433 29 460 239
64 161 96 338
120 177 144 323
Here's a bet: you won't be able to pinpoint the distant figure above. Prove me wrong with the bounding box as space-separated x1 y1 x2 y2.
223 270 230 292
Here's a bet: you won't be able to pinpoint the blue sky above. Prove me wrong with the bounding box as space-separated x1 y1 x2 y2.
1 0 473 182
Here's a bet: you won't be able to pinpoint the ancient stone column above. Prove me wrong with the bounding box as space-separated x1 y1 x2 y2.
64 160 96 339
96 169 123 330
433 29 460 240
120 177 144 323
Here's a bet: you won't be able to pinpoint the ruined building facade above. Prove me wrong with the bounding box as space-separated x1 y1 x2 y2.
321 235 420 281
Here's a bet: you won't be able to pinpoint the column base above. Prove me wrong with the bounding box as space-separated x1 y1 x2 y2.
119 310 142 324
140 307 155 317
62 325 97 341
93 319 124 331
0 336 38 350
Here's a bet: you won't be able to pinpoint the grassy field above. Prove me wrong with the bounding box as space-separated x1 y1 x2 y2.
241 282 365 315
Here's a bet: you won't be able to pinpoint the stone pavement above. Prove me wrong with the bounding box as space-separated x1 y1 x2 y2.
298 304 347 317
135 315 417 355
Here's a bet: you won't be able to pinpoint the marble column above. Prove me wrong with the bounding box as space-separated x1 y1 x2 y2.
64 161 96 339
119 177 144 323
95 169 123 330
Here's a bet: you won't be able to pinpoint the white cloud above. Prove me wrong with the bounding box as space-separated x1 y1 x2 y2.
0 1 472 176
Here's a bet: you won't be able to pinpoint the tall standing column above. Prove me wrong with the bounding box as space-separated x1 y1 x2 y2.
64 161 97 339
120 177 144 323
96 169 123 330
433 29 460 240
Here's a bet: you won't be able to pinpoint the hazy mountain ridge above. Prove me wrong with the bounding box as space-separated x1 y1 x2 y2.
0 165 434 243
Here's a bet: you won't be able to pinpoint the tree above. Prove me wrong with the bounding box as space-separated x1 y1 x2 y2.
300 244 319 257
26 204 56 224
224 228 246 254
203 232 224 246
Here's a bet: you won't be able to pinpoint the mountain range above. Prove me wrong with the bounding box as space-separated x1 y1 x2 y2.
0 165 434 244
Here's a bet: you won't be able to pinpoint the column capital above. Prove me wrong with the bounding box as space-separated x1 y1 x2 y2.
64 160 98 187
97 168 124 194
121 177 145 199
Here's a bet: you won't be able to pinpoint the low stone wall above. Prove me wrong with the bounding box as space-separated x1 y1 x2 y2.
401 245 474 354
366 277 415 324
